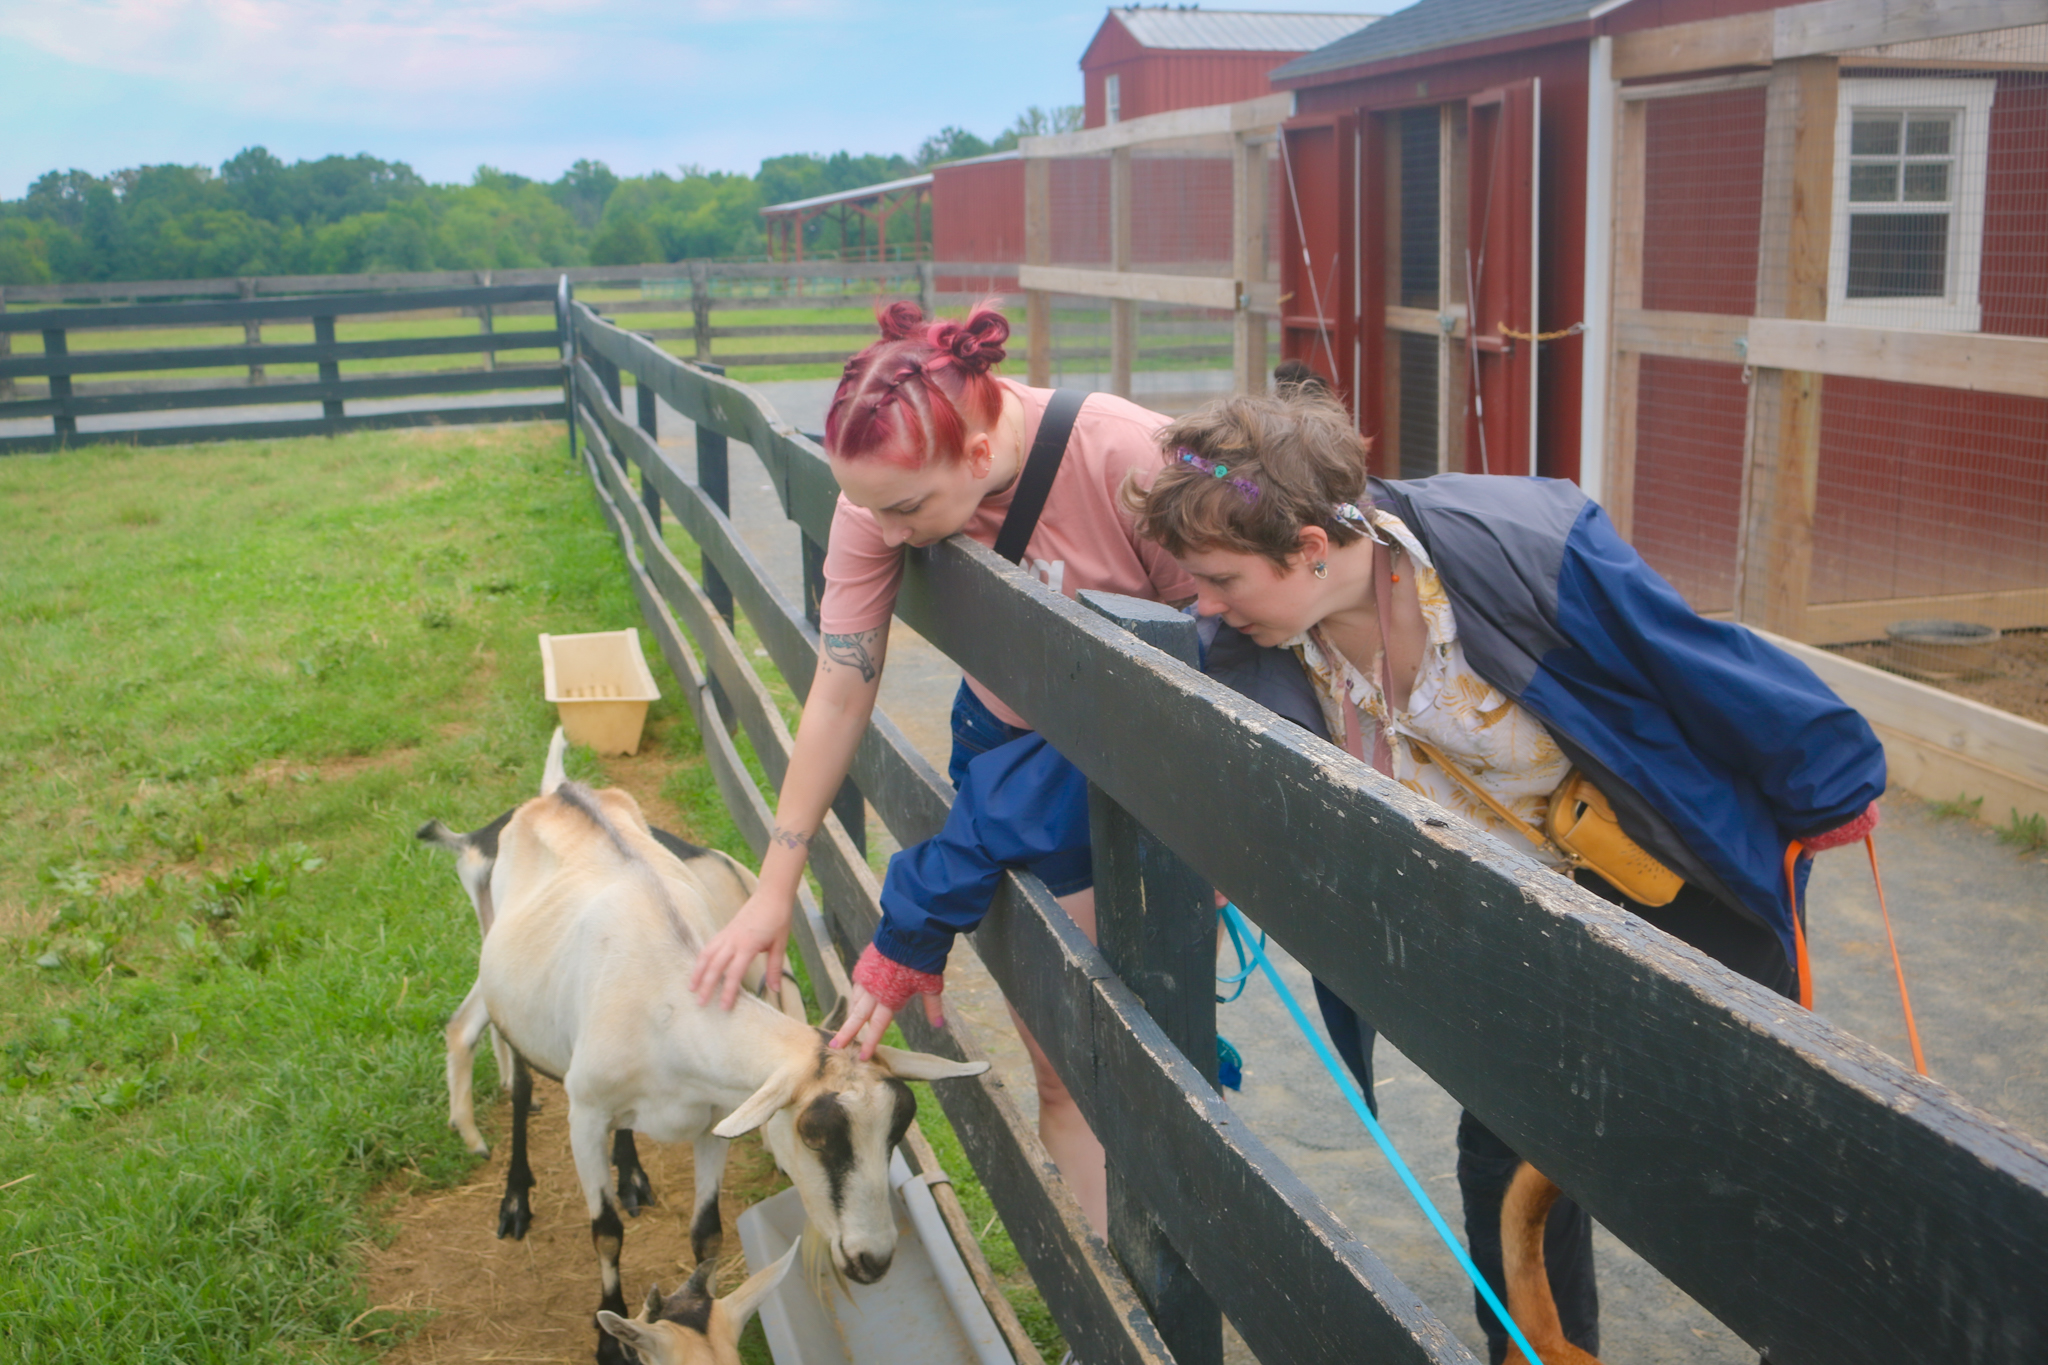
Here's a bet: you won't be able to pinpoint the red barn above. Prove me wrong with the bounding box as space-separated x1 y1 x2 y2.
1269 0 2048 642
1080 8 1380 127
931 8 1378 293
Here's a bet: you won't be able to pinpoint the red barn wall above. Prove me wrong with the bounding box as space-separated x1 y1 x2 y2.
1085 50 1300 127
1292 39 1591 481
930 159 1025 265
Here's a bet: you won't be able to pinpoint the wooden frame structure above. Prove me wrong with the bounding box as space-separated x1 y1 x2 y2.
1594 0 2048 643
761 174 933 265
564 296 2048 1365
1018 93 1290 395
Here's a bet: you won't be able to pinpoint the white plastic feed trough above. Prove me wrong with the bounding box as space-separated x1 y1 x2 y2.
539 629 662 755
736 1150 1015 1365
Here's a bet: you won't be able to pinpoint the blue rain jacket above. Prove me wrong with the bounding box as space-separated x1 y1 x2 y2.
1372 474 1886 964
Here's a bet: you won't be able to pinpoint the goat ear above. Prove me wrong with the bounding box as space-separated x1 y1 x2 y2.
643 1281 664 1316
596 1309 658 1352
712 1066 801 1138
720 1242 798 1329
541 726 568 796
872 1045 991 1082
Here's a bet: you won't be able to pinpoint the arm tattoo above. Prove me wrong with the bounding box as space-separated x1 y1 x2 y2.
822 628 882 683
771 825 813 851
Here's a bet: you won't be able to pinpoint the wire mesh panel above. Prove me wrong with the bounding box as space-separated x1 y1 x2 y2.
1618 58 2048 647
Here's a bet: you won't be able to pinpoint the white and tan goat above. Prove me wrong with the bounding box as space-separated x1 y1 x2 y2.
429 735 986 1365
421 729 774 1226
597 1243 797 1365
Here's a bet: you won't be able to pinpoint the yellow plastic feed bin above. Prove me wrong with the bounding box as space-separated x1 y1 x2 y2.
539 629 661 756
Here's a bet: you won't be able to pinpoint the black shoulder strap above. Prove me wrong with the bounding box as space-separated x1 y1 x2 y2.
992 388 1086 565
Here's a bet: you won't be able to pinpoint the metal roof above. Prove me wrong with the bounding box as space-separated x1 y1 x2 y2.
1271 0 1602 80
1106 7 1379 53
762 172 932 216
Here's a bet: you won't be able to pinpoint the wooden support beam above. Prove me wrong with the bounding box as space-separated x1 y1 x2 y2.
1611 0 2047 79
1019 93 1291 158
1017 266 1238 311
1612 307 1748 363
1735 56 1836 639
1231 135 1268 396
1604 96 1647 540
1110 148 1134 399
1026 157 1051 388
1746 319 2048 398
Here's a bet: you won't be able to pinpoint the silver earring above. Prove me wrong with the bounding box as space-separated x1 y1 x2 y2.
1313 561 1328 579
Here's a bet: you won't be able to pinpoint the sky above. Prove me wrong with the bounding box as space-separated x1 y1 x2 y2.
0 0 1407 200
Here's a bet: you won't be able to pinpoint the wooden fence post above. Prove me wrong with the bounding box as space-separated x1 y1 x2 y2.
238 278 265 385
636 372 660 530
561 278 579 464
1232 134 1268 397
43 328 74 444
1605 95 1647 542
1026 155 1052 388
0 288 12 403
1736 55 1837 640
691 261 713 363
477 269 496 372
1079 590 1223 1365
1110 146 1135 400
692 360 739 736
313 315 343 425
918 259 935 316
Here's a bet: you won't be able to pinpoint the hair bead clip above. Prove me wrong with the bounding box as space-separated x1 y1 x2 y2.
1175 447 1261 503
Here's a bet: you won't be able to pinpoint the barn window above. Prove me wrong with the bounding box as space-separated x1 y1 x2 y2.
1827 77 1993 332
1106 74 1121 124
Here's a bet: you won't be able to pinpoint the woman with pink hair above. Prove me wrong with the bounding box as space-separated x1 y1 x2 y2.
691 300 1191 1232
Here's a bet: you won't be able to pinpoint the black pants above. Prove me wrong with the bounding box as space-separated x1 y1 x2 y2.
1312 872 1798 1364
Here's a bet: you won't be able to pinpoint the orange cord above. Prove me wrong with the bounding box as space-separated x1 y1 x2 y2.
1782 835 1927 1076
1866 833 1929 1076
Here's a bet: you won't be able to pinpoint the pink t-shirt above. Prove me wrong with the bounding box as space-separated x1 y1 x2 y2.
819 380 1195 728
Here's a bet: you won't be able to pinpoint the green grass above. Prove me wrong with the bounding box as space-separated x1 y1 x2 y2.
0 423 1058 1362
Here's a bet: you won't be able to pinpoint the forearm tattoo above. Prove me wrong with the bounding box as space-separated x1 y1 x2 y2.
771 825 813 851
822 628 882 683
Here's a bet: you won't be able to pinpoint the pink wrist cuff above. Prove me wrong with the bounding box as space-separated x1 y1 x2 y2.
853 944 943 1012
1801 801 1880 853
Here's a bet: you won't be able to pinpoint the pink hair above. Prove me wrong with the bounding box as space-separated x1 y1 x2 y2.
824 299 1010 468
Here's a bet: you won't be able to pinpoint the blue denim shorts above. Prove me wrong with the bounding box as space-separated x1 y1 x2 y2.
947 681 1094 897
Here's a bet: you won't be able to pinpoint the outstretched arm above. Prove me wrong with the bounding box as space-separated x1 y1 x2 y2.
690 625 888 1009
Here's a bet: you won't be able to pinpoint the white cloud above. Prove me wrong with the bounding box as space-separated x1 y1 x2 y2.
0 0 839 125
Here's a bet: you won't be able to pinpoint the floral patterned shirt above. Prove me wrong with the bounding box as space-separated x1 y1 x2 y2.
1286 508 1572 866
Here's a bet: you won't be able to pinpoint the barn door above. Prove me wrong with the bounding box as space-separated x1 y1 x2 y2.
1278 112 1359 414
1465 79 1539 475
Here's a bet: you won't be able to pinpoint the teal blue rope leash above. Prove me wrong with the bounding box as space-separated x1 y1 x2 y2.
1219 902 1548 1365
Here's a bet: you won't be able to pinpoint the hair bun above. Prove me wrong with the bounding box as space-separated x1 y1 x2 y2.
876 300 928 342
940 301 1010 375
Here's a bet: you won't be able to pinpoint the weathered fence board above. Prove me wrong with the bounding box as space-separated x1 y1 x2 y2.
0 329 558 380
0 283 558 334
0 365 561 422
0 401 564 457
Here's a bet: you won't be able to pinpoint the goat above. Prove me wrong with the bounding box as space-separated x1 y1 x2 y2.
597 1243 797 1365
1501 1162 1604 1365
440 733 987 1364
420 730 786 1227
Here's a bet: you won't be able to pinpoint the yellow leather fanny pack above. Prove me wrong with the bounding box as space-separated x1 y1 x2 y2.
1412 740 1684 907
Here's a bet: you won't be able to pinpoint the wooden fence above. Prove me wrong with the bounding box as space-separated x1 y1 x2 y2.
0 283 565 454
563 298 2048 1365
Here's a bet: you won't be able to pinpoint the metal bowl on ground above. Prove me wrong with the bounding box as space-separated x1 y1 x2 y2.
1884 618 2001 676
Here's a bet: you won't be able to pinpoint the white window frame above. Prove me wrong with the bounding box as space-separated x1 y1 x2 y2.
1827 76 1995 332
1106 72 1121 125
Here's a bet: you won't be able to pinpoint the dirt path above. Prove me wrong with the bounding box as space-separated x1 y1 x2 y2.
364 1074 786 1364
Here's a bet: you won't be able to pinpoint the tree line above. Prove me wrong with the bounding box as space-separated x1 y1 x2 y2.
0 108 1080 286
